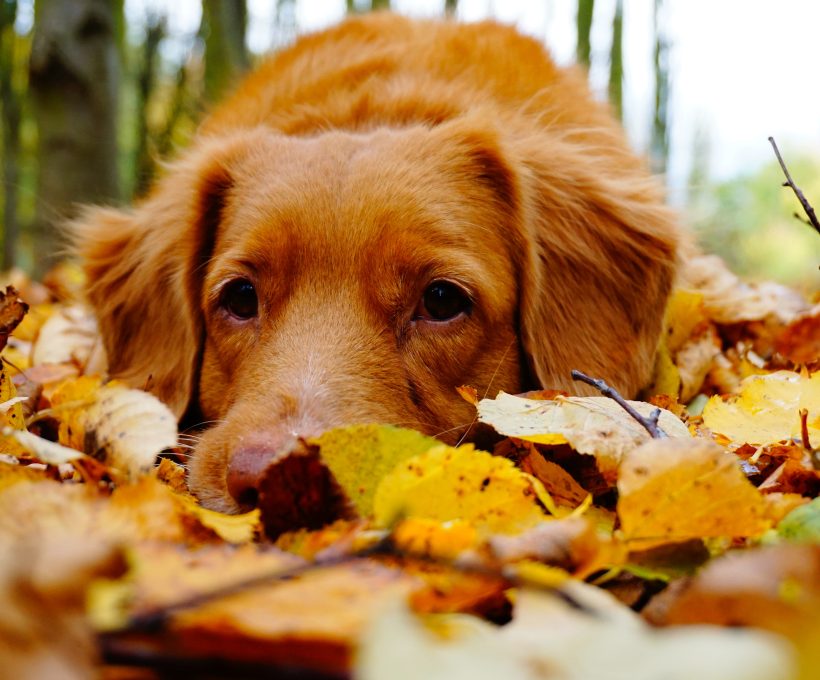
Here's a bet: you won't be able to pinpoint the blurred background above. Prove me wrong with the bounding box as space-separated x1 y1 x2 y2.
1 0 818 289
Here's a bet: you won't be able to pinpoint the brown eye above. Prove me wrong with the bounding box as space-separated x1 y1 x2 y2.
417 281 472 322
221 279 258 319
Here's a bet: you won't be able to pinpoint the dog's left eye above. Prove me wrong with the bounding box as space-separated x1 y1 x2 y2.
416 281 472 322
221 279 258 319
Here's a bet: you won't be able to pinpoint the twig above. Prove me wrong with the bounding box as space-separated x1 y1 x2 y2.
799 409 812 451
108 528 596 638
571 370 668 439
768 136 820 237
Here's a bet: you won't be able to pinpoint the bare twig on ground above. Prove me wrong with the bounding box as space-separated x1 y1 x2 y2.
571 370 668 439
768 136 820 237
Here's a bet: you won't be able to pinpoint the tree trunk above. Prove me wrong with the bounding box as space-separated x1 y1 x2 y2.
133 16 164 197
576 0 594 68
371 0 391 10
607 0 623 120
650 0 670 175
1 0 21 269
445 0 458 15
201 0 249 103
29 0 122 274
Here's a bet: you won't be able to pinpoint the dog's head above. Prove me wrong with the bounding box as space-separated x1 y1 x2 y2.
74 119 679 512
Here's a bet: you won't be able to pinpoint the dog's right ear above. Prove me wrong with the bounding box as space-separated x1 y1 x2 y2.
71 131 262 417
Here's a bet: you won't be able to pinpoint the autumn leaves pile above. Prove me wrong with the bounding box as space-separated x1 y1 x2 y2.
0 256 818 680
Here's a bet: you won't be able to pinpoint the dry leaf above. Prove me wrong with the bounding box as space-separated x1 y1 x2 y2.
478 392 689 481
373 444 550 535
31 303 105 371
357 583 795 680
618 438 772 549
653 544 820 678
775 304 820 365
702 370 820 446
53 379 177 478
0 285 29 352
681 254 808 324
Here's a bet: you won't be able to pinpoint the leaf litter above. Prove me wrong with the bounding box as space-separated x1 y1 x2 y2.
0 262 818 679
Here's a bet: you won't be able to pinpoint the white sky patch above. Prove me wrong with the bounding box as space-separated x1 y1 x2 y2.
117 0 820 203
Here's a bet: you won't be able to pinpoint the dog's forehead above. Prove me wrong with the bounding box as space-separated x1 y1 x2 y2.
220 129 504 262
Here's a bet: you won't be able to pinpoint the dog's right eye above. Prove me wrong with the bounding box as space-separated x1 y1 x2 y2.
221 279 258 319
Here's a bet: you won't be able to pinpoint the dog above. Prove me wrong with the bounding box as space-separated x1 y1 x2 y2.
73 13 682 513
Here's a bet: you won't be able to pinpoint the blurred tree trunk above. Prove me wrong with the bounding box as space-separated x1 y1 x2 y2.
371 0 391 10
29 0 122 274
1 0 22 269
607 0 623 120
201 0 249 103
445 0 458 15
133 16 165 197
650 0 670 175
576 0 594 68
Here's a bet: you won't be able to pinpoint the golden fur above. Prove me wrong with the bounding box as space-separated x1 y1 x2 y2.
74 13 681 512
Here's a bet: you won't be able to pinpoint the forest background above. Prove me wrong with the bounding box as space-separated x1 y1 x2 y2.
1 0 819 289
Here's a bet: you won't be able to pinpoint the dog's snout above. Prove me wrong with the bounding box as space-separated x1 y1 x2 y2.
226 440 295 509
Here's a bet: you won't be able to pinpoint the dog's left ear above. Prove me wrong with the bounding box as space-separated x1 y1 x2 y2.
71 131 262 416
439 120 681 397
511 130 682 396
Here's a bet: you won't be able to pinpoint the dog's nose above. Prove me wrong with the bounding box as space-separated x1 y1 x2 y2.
227 441 294 509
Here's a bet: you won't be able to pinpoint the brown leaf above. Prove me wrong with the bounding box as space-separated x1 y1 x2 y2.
775 304 820 365
0 285 29 352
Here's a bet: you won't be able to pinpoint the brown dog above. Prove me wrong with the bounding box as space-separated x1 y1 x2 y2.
74 13 681 512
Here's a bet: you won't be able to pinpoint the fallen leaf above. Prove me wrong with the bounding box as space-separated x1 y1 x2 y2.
166 560 416 675
357 582 796 680
777 497 820 544
652 544 820 678
52 379 177 478
775 304 820 365
308 424 440 516
373 444 550 535
2 428 85 465
682 254 808 324
617 438 772 549
702 370 820 447
31 303 105 372
0 285 29 352
478 392 689 481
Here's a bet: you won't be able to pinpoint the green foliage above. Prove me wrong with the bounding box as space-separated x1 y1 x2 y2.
690 154 820 291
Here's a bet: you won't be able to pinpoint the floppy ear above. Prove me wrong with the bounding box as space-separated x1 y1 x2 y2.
510 130 682 396
71 132 261 416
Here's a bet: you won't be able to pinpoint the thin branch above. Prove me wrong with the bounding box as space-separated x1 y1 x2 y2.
768 136 820 237
571 370 668 439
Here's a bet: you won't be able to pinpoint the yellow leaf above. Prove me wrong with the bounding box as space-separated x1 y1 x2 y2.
649 341 681 398
373 444 549 535
618 439 772 549
702 371 820 446
478 393 690 481
664 289 708 353
0 363 25 432
308 424 440 516
392 518 479 560
174 491 261 544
